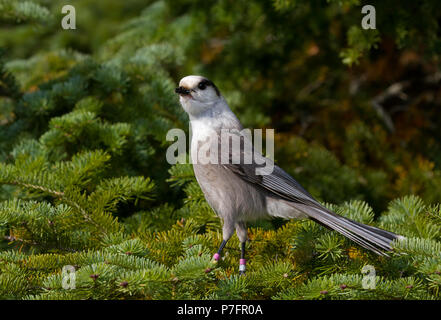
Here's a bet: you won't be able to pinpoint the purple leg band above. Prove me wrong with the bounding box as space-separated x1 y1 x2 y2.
239 259 246 265
213 253 220 261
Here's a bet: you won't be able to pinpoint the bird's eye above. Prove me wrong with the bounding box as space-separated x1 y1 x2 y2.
198 82 207 90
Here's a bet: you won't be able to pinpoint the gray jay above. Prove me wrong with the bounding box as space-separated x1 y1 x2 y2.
175 75 403 275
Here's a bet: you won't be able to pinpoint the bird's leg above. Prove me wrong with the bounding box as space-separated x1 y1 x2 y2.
235 221 248 276
212 240 227 263
213 221 234 263
239 241 246 276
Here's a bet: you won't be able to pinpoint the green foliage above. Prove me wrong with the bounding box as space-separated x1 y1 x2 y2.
0 0 52 25
1 195 440 299
0 0 440 300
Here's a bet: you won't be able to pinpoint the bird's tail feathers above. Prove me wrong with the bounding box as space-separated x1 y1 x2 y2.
295 204 404 256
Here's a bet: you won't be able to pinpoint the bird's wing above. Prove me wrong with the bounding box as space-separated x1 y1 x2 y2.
216 130 401 256
218 130 325 210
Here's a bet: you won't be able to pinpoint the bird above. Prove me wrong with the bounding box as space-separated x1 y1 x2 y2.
175 75 404 275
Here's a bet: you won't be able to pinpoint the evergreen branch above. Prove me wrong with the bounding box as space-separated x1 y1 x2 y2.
7 180 64 197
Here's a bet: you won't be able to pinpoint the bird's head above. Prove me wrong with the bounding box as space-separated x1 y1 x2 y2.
175 75 222 117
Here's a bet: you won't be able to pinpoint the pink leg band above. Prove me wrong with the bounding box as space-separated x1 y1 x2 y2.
240 259 246 265
213 253 220 261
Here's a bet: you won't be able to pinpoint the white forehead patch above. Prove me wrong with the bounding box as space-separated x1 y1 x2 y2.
179 75 206 89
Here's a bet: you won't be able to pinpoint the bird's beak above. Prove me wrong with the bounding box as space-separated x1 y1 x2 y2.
175 86 191 96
